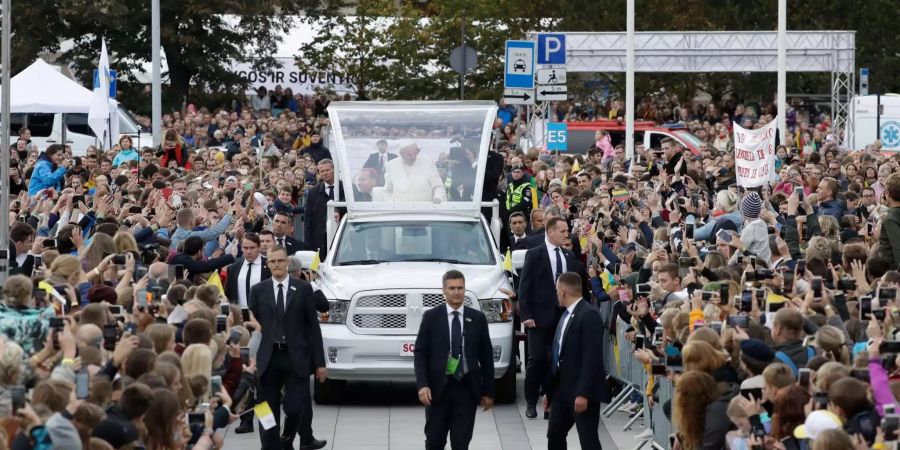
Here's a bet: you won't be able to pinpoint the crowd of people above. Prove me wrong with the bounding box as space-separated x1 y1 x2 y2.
0 82 898 450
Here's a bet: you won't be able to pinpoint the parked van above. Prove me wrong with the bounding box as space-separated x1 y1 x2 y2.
9 107 152 156
847 94 900 151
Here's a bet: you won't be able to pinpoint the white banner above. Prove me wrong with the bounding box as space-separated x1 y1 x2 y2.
733 118 778 187
233 58 357 96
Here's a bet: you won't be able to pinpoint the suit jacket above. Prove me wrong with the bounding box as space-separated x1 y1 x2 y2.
225 257 271 305
274 235 305 256
169 253 235 283
303 182 345 259
248 276 325 377
550 300 611 403
362 151 398 184
518 244 588 329
414 305 495 403
523 229 582 255
8 241 35 277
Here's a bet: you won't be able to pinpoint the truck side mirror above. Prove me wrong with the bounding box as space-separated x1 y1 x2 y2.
511 250 527 271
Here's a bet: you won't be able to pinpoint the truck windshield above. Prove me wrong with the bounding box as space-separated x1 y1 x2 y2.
334 221 495 266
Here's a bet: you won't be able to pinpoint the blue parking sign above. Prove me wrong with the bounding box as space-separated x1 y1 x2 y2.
547 122 568 151
537 34 566 65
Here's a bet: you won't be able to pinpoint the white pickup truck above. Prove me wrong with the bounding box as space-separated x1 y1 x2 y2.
296 102 517 404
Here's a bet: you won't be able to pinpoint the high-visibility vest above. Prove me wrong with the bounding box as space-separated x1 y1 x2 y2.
506 182 528 210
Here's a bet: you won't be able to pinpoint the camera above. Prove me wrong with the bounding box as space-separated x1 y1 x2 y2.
745 269 775 282
837 279 857 291
112 254 127 265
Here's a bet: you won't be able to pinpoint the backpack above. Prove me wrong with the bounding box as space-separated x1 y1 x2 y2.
774 346 816 376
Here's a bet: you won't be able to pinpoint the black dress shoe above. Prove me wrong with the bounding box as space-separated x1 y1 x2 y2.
281 437 295 450
299 438 327 450
525 404 537 419
234 418 254 434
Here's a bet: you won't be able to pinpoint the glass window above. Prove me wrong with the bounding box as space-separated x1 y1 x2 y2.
26 113 55 137
66 114 94 136
328 102 496 206
334 221 494 266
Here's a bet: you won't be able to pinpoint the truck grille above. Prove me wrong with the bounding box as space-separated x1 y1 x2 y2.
352 314 406 329
349 291 476 334
357 294 406 308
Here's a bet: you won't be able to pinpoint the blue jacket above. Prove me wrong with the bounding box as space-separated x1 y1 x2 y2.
28 153 67 196
693 210 744 242
112 148 140 168
816 198 847 219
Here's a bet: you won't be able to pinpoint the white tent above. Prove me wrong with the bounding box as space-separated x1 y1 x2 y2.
6 59 94 113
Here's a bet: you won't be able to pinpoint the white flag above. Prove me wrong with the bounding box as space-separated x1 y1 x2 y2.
88 39 112 149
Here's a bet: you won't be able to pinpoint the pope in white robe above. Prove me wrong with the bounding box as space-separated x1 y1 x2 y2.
382 141 447 203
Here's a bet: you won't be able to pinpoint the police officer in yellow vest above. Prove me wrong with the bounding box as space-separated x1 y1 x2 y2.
505 164 532 221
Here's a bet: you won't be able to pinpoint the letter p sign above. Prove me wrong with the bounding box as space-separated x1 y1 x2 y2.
537 34 566 65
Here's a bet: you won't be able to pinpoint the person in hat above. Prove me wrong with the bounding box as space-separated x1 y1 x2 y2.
721 191 771 262
793 409 842 441
299 130 332 164
739 339 776 391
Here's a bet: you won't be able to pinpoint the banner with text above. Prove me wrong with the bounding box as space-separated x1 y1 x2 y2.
733 118 777 187
234 58 357 96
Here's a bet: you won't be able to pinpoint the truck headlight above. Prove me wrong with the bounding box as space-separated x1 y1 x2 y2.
478 298 512 323
319 300 350 324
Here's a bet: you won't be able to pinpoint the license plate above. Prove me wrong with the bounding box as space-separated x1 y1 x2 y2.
400 341 416 356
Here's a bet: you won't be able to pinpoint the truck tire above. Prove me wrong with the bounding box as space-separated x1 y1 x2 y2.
313 378 346 405
494 361 517 404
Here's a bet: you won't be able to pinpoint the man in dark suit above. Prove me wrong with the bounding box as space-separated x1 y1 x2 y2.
352 168 377 202
169 236 235 283
547 272 610 450
249 246 327 450
362 139 397 185
272 212 305 256
522 207 581 255
303 159 344 259
414 270 495 450
507 212 529 252
518 216 587 419
225 233 271 307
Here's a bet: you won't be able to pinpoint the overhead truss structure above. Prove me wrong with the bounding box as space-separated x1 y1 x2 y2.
526 31 856 146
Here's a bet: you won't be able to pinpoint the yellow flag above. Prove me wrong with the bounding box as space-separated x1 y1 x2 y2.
253 401 277 430
310 251 321 272
38 281 56 295
571 159 581 173
502 248 513 272
207 271 225 296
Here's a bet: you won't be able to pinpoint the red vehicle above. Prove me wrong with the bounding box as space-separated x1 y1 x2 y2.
565 119 704 155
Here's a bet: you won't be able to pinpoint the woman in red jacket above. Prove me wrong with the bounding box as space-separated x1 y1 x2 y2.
157 128 193 170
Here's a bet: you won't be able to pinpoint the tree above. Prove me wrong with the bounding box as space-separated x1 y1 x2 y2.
295 6 391 99
1 1 66 75
57 0 317 110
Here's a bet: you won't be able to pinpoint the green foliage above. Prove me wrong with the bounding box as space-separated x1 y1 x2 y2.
55 0 316 110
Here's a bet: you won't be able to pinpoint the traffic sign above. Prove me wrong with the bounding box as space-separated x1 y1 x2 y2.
450 45 477 75
503 88 534 105
860 67 869 96
547 122 568 151
93 69 117 99
537 33 566 65
536 85 567 101
537 68 566 85
504 40 535 89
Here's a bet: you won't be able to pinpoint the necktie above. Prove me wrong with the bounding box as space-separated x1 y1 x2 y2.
551 309 570 374
554 247 563 280
278 237 285 248
244 261 253 304
380 154 385 168
275 283 285 342
327 185 334 200
451 311 463 380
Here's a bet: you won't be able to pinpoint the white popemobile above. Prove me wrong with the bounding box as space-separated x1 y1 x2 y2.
294 101 517 404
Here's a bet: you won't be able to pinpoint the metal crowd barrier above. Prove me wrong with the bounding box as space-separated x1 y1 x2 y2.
598 301 674 450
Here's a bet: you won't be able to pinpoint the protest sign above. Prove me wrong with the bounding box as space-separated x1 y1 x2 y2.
733 118 778 187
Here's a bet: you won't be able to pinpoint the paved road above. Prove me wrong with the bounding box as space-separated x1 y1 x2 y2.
221 373 647 450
